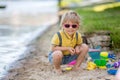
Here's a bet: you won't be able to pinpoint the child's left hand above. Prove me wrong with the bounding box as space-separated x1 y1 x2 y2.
67 47 75 55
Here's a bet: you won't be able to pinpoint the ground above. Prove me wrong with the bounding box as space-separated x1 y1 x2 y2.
2 24 116 80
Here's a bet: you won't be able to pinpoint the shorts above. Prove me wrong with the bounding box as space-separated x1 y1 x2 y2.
48 51 78 64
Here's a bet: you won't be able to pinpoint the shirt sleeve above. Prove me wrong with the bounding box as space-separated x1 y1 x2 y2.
51 33 59 46
77 32 83 45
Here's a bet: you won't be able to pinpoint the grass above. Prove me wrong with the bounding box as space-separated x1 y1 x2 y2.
74 2 120 49
59 0 82 8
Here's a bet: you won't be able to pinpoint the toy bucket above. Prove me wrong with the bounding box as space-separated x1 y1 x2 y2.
88 49 101 60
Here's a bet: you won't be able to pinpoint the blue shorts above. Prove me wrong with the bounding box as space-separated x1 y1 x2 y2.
48 52 78 64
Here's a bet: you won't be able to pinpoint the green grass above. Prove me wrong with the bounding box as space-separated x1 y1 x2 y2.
74 4 120 49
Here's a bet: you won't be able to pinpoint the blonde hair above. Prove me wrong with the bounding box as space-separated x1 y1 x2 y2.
60 10 81 27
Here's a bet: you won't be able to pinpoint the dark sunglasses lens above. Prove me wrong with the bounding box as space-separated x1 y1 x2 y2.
72 25 77 28
64 24 70 28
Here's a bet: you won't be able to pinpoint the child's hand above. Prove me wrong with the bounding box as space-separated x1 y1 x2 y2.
67 47 75 55
75 46 80 54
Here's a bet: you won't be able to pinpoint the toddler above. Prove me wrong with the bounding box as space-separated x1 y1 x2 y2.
48 10 88 74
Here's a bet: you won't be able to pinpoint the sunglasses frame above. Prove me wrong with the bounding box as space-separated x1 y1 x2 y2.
64 24 78 28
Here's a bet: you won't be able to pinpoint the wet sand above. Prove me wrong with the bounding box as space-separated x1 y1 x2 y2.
2 25 116 80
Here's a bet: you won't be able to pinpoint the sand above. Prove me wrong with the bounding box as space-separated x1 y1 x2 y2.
2 24 116 80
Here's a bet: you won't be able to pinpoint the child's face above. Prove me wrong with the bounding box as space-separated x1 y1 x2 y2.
62 21 79 36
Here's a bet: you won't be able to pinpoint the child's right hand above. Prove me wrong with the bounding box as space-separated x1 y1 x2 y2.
67 47 75 55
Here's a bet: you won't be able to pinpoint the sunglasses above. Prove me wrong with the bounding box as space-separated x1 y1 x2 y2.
64 24 78 28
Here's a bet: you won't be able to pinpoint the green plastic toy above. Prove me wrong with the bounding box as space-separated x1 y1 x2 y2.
94 59 107 69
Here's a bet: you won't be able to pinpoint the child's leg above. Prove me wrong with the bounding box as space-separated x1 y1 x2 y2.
74 44 89 70
52 50 63 73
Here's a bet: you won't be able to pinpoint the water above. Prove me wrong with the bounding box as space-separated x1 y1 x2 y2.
0 0 58 78
0 0 58 13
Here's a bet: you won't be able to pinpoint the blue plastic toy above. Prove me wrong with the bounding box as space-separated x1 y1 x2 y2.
88 49 101 60
107 69 117 75
108 54 116 59
106 64 112 68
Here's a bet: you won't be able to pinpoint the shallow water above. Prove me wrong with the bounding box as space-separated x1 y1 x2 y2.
0 0 58 78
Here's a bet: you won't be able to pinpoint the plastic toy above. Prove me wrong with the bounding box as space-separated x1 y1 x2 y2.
86 61 97 70
100 52 108 57
112 61 120 68
94 59 107 66
65 60 76 71
99 66 107 69
67 60 76 66
65 67 72 71
94 59 107 69
100 51 109 61
100 52 116 61
88 49 101 60
107 69 117 75
108 53 116 59
106 64 112 68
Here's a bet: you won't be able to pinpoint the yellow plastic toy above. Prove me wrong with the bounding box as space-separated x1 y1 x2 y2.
65 67 72 71
99 66 107 69
100 51 109 61
100 52 108 57
86 61 97 70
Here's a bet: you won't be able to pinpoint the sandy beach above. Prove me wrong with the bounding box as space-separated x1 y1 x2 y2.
1 24 116 80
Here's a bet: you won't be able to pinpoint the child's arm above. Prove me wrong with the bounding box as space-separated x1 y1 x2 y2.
75 32 83 54
51 45 68 51
51 45 75 55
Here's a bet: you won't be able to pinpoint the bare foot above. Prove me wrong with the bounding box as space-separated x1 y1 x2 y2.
72 66 80 71
54 69 63 75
